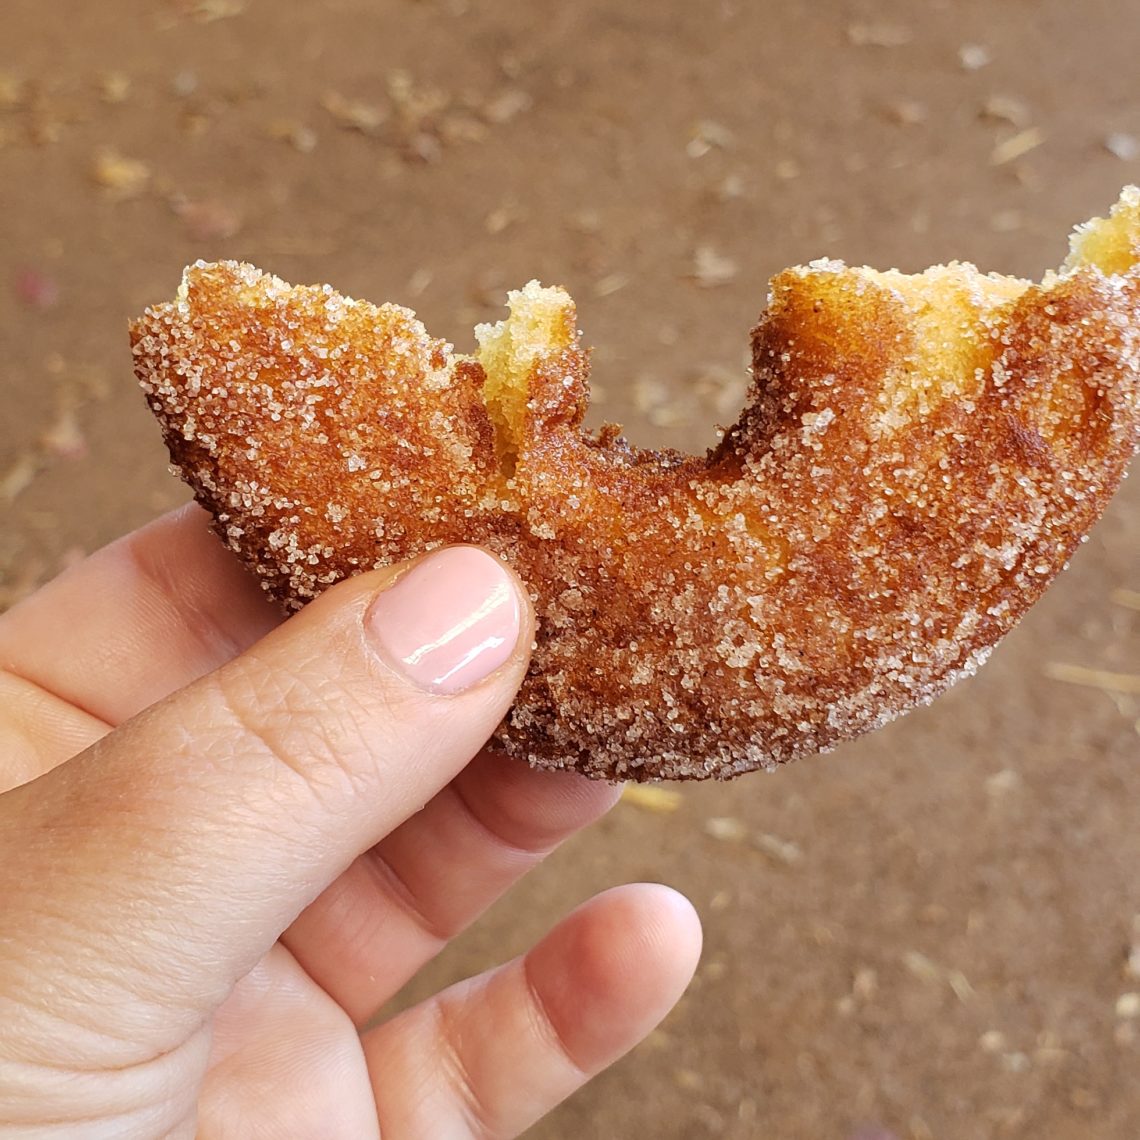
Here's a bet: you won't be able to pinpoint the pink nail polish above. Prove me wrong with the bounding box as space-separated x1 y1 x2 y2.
366 547 521 695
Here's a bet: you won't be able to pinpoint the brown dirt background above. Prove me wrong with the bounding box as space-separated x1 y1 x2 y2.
2 1 1138 1137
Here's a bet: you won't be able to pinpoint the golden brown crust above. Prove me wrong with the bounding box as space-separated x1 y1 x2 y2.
131 193 1140 780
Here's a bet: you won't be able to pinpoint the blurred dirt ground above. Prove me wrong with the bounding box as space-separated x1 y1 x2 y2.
2 2 1138 1137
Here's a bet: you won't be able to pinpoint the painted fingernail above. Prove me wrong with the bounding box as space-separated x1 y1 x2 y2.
366 547 522 695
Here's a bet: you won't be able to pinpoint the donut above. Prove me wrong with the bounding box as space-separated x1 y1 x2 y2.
131 189 1140 780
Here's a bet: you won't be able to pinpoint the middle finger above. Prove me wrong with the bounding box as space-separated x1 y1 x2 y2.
282 750 621 1025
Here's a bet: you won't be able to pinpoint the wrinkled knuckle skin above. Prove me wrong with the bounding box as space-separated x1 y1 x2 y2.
207 653 386 809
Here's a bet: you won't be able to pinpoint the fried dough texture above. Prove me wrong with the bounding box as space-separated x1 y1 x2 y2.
132 190 1140 780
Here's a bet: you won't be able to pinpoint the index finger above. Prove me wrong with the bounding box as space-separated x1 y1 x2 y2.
0 503 280 726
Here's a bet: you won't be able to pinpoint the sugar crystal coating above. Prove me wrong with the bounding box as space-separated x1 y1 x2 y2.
132 192 1140 780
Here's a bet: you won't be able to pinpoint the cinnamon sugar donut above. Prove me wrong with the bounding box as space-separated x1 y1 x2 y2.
132 190 1140 780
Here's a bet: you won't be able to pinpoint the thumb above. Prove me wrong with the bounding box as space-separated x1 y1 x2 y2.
0 545 531 1063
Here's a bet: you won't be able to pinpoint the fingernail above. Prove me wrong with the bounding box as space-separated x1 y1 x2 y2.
366 547 522 695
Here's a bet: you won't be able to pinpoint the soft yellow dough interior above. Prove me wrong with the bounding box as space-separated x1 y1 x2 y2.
1066 184 1140 275
475 281 575 467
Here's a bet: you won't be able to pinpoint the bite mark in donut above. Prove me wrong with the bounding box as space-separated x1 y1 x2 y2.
131 190 1140 780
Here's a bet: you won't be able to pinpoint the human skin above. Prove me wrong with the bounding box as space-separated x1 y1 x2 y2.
0 503 702 1139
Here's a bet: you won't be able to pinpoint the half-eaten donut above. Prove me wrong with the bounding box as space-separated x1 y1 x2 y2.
132 189 1140 780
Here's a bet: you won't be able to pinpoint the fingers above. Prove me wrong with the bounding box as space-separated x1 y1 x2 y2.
0 503 280 726
198 945 380 1140
284 751 623 1024
0 504 279 793
0 668 108 791
362 884 702 1139
0 546 532 1071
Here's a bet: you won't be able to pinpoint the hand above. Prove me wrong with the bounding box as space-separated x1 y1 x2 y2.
0 505 701 1139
